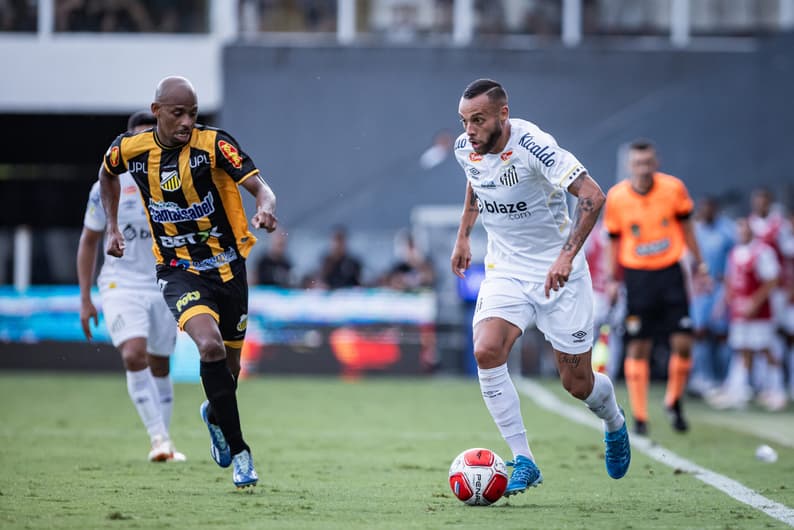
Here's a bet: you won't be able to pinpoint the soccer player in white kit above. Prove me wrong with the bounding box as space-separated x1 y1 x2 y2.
77 111 184 462
451 79 630 495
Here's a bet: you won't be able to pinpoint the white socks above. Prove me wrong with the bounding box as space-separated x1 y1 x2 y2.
478 364 534 461
126 368 168 441
153 375 174 430
583 372 624 433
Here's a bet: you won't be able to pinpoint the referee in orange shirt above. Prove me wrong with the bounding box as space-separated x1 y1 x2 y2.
604 140 709 435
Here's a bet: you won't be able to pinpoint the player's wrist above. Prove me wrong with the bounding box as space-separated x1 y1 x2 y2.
695 261 709 274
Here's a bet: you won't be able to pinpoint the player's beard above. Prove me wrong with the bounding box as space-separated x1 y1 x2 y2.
474 123 502 154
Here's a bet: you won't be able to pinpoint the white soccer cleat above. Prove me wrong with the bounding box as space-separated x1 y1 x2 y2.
757 391 787 412
148 435 174 462
168 450 187 462
705 386 752 410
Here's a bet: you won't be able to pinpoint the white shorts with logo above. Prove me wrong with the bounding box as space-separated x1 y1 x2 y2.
100 288 177 356
473 272 595 354
728 320 775 351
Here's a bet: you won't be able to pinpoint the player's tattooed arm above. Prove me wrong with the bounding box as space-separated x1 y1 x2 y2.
459 182 480 238
561 172 605 258
452 182 478 278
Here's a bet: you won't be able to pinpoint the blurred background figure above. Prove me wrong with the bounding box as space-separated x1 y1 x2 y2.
419 130 453 170
381 230 435 291
585 218 625 380
780 212 794 400
707 217 786 411
255 230 293 288
0 0 37 31
688 196 734 397
747 188 791 402
319 226 362 289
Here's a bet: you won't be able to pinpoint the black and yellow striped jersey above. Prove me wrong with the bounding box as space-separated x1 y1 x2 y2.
102 124 260 283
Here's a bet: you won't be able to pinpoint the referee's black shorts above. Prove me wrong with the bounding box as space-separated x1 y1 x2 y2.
623 262 692 339
157 260 249 347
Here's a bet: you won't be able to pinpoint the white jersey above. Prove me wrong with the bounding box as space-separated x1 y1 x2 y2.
83 173 158 293
454 118 589 283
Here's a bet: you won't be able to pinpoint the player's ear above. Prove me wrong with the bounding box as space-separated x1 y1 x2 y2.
499 104 509 121
150 102 160 118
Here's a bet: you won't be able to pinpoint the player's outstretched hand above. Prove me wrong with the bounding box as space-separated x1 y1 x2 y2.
251 210 278 233
545 256 573 298
80 299 98 340
451 240 472 279
106 229 125 257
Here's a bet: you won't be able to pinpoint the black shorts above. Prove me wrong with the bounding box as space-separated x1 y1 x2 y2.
623 263 692 339
157 260 249 346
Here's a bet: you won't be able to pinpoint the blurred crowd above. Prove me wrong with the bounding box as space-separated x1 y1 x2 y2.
1 0 784 36
588 187 794 412
253 225 435 292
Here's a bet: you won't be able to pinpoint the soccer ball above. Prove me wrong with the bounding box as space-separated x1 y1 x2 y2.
448 448 508 506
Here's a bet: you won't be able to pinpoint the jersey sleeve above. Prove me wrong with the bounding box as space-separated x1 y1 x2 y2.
603 188 622 237
756 246 781 281
214 130 259 183
83 181 106 231
102 133 128 176
517 127 586 190
674 178 694 218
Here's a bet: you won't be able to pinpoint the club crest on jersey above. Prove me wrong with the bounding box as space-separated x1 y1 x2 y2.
469 152 483 163
218 140 243 169
109 146 120 167
160 169 182 192
499 165 519 187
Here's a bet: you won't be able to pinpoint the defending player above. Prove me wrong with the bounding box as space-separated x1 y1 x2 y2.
78 110 184 463
98 76 278 489
450 79 631 496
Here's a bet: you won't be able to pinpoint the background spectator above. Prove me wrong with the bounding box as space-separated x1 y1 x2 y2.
319 226 362 289
255 230 293 288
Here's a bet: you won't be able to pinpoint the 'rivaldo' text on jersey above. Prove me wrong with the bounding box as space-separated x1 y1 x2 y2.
103 125 259 283
454 118 589 283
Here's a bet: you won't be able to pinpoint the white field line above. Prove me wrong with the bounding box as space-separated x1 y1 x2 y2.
516 377 794 528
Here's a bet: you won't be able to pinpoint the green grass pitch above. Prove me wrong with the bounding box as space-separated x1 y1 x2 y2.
0 373 792 529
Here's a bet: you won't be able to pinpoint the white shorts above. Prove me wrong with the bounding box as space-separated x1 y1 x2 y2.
728 320 775 351
473 273 594 354
100 288 177 356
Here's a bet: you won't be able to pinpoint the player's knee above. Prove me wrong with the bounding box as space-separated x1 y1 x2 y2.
474 346 504 369
121 348 147 371
194 335 226 361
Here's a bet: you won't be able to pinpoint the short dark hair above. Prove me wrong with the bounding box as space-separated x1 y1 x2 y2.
462 79 507 103
629 139 655 151
127 110 156 132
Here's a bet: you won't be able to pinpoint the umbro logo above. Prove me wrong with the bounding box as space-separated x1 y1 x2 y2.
572 330 587 343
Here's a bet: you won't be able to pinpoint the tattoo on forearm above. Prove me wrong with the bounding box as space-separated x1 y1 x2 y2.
469 192 478 206
562 195 601 254
464 225 472 237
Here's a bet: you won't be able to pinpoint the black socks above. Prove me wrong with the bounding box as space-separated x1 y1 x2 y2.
200 359 249 456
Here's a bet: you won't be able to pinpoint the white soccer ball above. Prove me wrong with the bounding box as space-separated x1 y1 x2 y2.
448 448 508 506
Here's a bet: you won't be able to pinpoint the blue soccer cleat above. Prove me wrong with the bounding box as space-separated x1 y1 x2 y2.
604 410 631 479
232 450 259 489
503 455 543 497
200 400 231 468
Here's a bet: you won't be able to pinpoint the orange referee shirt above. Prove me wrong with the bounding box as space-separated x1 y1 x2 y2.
604 172 694 270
